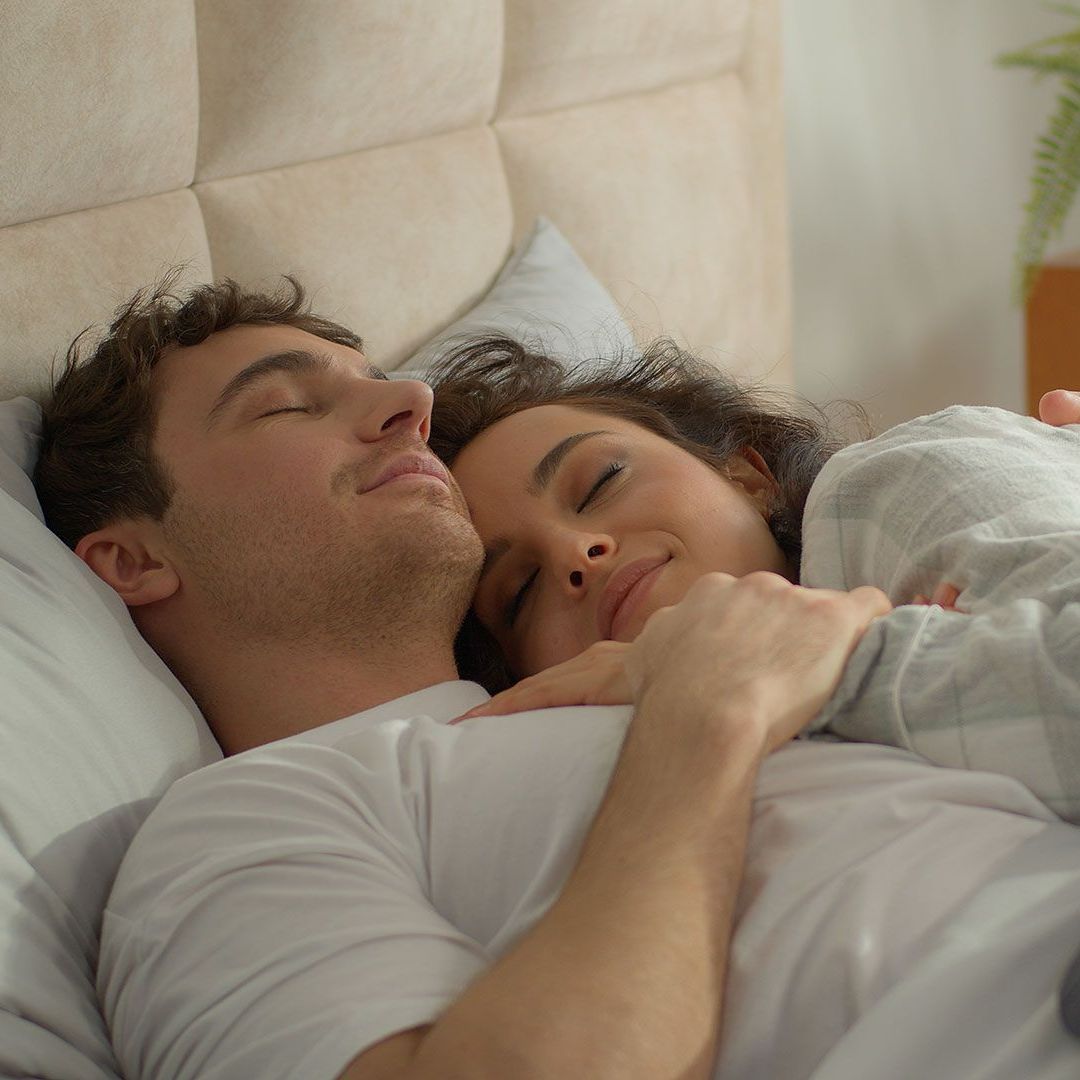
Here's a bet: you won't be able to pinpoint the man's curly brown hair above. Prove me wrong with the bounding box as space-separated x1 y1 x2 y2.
35 270 364 549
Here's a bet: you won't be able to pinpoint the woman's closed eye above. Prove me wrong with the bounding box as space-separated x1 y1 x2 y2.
505 567 539 627
576 461 624 511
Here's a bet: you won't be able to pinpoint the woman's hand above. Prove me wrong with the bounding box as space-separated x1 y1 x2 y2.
454 640 634 721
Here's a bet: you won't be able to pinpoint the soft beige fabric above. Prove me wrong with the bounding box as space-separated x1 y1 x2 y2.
0 192 210 401
195 127 514 368
0 0 790 395
499 0 749 117
0 0 198 229
194 0 503 182
496 78 781 378
742 0 792 379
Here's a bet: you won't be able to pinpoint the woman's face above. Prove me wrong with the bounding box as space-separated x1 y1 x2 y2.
451 404 792 678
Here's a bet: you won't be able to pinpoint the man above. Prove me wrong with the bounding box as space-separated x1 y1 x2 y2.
36 274 888 1079
35 275 1080 1079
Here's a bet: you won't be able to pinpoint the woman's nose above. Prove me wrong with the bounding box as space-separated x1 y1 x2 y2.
566 538 612 591
354 377 433 442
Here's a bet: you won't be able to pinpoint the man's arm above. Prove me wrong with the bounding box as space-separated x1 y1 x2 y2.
345 575 890 1080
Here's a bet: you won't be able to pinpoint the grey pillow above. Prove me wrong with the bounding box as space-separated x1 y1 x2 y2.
399 215 635 374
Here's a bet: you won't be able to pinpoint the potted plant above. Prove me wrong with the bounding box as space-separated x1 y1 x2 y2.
998 3 1080 410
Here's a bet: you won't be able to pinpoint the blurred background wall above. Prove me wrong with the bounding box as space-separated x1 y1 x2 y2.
782 0 1080 429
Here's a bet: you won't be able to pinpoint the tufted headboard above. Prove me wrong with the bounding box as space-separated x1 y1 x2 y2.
0 5 792 1077
0 0 790 400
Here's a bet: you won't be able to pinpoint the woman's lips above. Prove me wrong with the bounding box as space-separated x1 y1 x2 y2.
597 556 670 641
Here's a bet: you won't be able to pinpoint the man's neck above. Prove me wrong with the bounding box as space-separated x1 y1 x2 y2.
149 622 461 755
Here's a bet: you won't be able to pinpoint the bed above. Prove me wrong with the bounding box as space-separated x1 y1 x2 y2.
8 4 1080 1079
0 2 791 1076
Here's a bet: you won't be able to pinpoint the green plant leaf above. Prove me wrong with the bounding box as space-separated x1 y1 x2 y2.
1014 78 1080 301
999 3 1080 301
1045 2 1080 21
997 50 1080 79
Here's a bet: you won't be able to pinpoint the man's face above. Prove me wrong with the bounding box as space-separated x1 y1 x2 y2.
148 323 482 647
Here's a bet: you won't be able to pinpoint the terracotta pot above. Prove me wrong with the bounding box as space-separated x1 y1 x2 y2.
1026 253 1080 415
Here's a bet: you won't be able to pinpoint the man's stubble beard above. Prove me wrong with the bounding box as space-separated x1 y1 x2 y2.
163 487 482 654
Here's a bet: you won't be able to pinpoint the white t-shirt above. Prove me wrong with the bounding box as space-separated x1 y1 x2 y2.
99 681 1080 1079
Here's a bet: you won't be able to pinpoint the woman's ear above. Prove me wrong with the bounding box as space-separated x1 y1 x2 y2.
726 446 779 515
74 521 180 607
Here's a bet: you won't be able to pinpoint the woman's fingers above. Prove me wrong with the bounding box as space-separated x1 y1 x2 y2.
452 641 634 721
454 576 894 737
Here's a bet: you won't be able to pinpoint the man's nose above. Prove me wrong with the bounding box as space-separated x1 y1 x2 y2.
354 377 433 442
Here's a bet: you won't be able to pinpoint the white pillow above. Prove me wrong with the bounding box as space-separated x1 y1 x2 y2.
0 219 633 1078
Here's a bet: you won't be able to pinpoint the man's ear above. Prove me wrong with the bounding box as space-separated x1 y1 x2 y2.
74 521 180 607
726 447 780 514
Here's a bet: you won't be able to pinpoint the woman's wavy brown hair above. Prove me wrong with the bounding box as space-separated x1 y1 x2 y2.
35 270 364 549
427 335 871 692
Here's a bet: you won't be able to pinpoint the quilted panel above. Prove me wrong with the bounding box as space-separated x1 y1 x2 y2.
499 0 749 117
0 0 198 228
195 126 514 369
0 191 211 401
195 0 503 181
496 77 792 382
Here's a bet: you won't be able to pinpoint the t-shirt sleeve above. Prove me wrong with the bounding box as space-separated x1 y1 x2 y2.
98 742 491 1080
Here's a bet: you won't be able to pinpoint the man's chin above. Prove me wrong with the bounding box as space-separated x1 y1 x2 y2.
392 501 481 574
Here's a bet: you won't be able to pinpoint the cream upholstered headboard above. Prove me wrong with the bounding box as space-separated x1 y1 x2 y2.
0 0 790 402
0 7 790 1076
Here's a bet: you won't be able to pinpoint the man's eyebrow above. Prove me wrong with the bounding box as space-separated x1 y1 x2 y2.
480 429 611 581
205 348 386 428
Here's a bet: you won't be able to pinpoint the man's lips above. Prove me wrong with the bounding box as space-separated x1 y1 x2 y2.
363 452 451 492
597 555 670 641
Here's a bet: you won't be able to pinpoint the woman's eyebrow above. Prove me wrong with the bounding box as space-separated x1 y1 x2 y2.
527 430 611 495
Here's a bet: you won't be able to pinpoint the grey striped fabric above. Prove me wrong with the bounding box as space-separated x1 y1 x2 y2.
801 405 1080 823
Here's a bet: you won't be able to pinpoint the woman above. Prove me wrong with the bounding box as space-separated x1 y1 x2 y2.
428 335 860 684
428 336 1080 826
429 337 1080 1059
